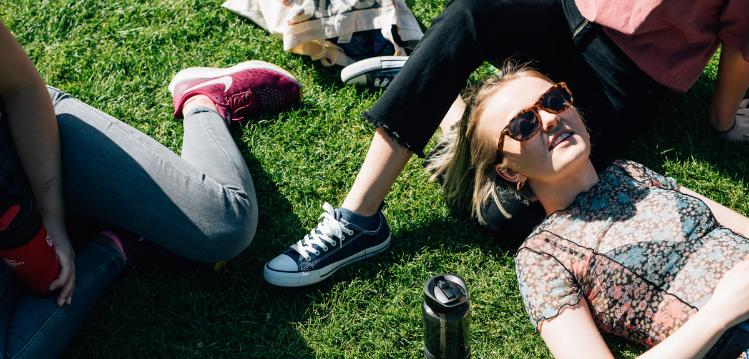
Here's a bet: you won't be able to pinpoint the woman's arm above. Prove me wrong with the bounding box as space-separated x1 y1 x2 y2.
636 305 726 358
540 299 727 359
540 260 749 358
709 42 749 132
538 300 614 359
678 185 749 236
0 22 75 306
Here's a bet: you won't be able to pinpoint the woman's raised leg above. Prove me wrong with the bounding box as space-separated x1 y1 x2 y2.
49 60 301 262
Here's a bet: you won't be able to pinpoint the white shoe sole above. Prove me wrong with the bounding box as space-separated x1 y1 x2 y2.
340 56 408 85
168 60 300 95
263 235 392 287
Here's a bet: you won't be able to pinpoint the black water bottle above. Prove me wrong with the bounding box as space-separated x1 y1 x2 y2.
422 274 470 359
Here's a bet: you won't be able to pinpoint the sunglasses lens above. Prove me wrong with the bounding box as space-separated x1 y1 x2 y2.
542 87 572 112
509 111 539 140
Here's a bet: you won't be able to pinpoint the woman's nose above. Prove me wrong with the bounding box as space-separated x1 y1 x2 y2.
539 110 560 132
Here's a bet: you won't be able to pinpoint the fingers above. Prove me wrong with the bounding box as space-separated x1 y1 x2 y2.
50 247 76 306
59 269 75 306
48 260 70 292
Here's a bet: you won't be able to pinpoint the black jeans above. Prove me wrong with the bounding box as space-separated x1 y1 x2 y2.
707 322 749 358
364 0 666 245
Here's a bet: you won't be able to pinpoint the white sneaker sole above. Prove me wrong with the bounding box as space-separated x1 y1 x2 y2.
263 235 392 287
168 60 300 95
340 56 408 85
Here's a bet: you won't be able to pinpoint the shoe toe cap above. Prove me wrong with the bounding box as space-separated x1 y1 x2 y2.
266 254 299 272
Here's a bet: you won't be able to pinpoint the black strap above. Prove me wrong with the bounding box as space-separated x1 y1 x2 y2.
561 0 598 49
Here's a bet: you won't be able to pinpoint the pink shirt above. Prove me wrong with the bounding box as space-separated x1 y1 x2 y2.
575 0 749 92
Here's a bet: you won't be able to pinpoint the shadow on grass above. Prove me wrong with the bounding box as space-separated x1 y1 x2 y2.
66 128 317 358
62 33 745 357
627 74 749 185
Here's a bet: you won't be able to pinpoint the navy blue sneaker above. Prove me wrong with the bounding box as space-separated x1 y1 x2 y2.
340 56 408 88
263 203 391 287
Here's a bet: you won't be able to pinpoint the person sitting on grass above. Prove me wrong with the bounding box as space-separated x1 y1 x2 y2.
428 64 749 358
0 21 300 357
263 0 749 288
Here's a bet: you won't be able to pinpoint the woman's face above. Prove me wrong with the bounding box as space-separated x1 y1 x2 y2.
478 76 591 184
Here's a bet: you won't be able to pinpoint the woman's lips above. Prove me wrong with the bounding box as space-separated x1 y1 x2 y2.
549 131 573 150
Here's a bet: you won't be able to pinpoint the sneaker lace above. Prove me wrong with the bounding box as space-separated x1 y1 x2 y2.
291 203 354 260
228 91 255 122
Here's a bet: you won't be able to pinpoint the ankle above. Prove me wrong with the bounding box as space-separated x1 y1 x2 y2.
182 95 218 115
709 111 736 133
337 207 381 230
340 201 379 217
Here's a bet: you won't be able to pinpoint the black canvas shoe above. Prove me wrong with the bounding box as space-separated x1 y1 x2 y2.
264 203 391 287
340 56 408 88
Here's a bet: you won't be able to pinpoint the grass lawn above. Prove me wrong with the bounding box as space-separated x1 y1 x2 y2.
2 0 748 357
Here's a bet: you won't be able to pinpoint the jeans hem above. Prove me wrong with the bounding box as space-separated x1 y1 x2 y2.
361 111 426 157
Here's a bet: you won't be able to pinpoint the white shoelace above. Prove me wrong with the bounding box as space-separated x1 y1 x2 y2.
291 203 354 260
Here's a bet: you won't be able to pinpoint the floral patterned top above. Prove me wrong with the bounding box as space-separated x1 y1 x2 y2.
514 160 749 347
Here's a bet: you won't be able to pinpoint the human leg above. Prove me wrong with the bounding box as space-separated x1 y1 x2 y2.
0 264 21 356
445 0 667 244
47 86 253 262
341 128 413 215
48 61 300 262
440 97 467 134
265 0 570 285
344 96 465 216
4 234 125 359
345 0 573 216
709 43 749 141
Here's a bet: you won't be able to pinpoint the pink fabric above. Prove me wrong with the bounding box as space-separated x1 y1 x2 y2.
575 0 749 92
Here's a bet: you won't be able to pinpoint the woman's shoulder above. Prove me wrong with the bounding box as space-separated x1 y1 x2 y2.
606 159 678 190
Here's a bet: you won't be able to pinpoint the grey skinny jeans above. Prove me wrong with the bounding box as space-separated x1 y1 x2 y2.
47 86 257 261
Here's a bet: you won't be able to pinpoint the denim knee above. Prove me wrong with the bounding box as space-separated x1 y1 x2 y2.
198 191 258 262
222 203 258 260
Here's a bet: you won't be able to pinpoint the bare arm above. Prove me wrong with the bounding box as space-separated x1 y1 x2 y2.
540 260 749 358
540 299 727 359
538 300 613 359
678 186 749 236
0 22 75 306
710 42 749 132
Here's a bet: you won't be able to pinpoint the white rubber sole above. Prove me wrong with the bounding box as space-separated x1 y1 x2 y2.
168 60 300 95
340 56 408 85
263 235 392 287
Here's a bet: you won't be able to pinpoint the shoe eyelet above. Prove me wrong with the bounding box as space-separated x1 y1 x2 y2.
314 250 320 256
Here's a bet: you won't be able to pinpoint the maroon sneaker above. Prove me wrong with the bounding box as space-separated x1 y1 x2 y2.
169 60 302 122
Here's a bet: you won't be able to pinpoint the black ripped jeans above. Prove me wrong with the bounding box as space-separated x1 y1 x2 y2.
363 0 666 246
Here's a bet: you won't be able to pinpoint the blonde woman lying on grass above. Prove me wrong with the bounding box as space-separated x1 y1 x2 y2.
428 64 749 358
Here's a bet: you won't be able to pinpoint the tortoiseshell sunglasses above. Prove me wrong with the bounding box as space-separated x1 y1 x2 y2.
496 82 574 152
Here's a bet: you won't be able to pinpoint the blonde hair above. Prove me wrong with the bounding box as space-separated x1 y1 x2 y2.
426 62 551 224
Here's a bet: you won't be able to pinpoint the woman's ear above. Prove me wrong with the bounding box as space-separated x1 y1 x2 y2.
495 163 527 184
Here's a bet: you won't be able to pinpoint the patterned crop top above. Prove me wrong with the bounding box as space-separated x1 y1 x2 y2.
514 160 749 347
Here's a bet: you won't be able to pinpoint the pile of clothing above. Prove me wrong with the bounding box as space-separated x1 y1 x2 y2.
222 0 423 87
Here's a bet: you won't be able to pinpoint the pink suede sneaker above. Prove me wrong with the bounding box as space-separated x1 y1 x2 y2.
169 60 301 122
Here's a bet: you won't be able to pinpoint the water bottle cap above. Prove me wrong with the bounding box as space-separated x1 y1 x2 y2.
423 274 469 313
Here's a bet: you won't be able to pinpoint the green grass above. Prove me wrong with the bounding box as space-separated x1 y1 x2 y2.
2 0 748 358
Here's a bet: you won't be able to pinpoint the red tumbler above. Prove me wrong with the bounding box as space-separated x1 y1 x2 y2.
0 195 60 295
